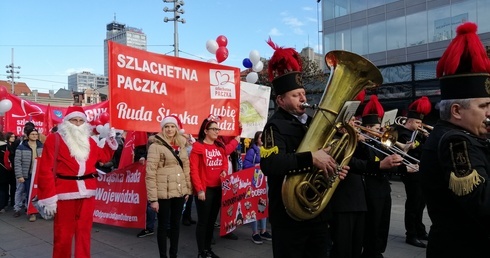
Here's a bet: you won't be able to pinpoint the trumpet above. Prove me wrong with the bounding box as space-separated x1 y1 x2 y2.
394 116 432 135
353 124 420 171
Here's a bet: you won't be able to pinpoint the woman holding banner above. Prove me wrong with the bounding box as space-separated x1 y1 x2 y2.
190 115 240 258
146 115 192 258
243 131 273 245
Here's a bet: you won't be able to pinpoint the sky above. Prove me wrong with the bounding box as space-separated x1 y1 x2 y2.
0 0 323 93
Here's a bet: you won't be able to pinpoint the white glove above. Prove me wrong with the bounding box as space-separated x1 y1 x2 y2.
109 127 116 139
44 203 57 217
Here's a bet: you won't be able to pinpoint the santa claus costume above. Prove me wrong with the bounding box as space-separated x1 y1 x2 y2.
37 106 117 258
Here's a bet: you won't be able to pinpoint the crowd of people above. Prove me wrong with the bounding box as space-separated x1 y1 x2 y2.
3 21 490 258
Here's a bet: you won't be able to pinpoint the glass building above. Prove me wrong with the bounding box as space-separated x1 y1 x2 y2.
321 0 490 122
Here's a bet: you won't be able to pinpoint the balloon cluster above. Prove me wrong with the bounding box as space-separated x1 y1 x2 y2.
206 35 229 63
243 50 263 83
0 86 13 114
92 112 111 138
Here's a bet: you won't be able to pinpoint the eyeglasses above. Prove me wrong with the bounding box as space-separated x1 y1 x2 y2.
69 118 85 124
207 127 221 132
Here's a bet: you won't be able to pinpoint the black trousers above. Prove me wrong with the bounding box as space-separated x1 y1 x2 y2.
402 176 427 238
182 194 194 220
195 187 221 253
271 220 330 258
330 211 366 258
362 194 391 257
156 196 185 258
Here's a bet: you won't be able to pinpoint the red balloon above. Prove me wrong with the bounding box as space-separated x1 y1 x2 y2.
92 118 102 126
215 47 229 63
216 35 228 47
99 112 110 124
0 86 8 100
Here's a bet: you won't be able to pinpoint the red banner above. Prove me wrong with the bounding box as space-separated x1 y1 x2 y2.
93 162 147 229
220 167 268 236
2 93 109 135
108 42 241 136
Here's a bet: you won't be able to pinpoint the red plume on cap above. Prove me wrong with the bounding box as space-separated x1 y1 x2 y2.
354 90 366 103
362 95 384 118
409 96 431 115
437 22 490 77
267 37 303 82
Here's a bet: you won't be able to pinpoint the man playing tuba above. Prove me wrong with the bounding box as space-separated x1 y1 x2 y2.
260 38 349 258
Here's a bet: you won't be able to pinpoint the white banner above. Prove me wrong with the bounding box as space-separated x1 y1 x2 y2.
239 82 271 138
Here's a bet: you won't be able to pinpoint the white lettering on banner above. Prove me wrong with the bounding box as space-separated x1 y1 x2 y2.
116 54 198 81
93 210 138 222
117 75 168 95
97 172 124 185
95 188 140 205
11 99 44 118
116 102 153 121
156 107 199 126
85 108 108 122
125 171 141 183
209 104 236 119
251 188 267 197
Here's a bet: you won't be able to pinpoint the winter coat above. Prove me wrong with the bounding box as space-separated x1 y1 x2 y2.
14 140 43 179
146 133 192 201
243 144 260 169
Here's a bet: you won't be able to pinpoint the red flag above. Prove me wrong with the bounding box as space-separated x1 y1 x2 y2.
118 131 135 169
44 104 53 134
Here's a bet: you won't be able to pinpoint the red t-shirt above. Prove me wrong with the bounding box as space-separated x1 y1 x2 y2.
190 139 238 193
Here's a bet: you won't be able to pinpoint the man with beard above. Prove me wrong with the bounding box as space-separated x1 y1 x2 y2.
36 106 118 258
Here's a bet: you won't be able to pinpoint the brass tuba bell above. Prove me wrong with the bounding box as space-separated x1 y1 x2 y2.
281 50 382 221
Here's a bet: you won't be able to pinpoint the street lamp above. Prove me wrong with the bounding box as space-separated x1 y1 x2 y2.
163 0 185 57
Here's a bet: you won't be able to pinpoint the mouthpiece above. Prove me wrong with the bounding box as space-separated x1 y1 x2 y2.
485 118 490 126
301 103 318 109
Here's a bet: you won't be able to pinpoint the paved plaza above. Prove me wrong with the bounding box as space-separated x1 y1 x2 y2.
0 180 429 258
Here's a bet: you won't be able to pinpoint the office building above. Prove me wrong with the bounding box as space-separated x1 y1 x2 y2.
68 71 108 92
104 20 147 76
321 0 490 121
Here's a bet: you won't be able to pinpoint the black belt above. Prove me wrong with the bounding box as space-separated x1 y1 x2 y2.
56 173 98 180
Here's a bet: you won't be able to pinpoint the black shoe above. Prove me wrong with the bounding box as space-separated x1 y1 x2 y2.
137 229 154 238
183 218 191 226
198 251 211 258
418 233 429 241
406 237 426 248
206 250 220 258
222 232 238 240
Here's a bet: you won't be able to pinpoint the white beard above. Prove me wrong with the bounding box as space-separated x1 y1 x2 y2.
58 121 91 161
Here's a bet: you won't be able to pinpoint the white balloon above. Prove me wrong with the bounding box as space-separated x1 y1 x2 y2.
206 40 219 54
249 50 261 65
207 59 218 64
96 125 104 134
0 99 12 113
252 61 264 72
246 72 258 83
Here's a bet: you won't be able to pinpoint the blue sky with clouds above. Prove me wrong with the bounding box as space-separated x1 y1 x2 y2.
0 0 322 92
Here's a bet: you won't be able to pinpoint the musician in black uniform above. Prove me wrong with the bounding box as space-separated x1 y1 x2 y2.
419 22 490 258
395 96 431 248
356 95 403 258
260 39 348 258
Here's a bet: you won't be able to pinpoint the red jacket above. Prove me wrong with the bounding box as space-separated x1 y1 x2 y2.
37 133 115 206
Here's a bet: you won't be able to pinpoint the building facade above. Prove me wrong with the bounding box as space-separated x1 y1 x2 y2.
67 71 108 92
321 0 490 122
104 21 147 76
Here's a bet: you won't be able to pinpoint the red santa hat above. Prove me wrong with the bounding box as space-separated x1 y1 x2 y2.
161 115 184 134
63 106 87 122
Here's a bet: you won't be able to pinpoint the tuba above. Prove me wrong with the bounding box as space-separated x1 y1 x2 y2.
281 50 382 221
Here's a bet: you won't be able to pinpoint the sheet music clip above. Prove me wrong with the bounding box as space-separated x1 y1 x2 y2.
335 101 361 124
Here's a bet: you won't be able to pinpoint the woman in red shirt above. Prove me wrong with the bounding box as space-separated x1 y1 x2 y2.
190 115 239 258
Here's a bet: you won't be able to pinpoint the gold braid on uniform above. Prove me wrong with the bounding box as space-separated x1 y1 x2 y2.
260 127 278 158
448 140 484 196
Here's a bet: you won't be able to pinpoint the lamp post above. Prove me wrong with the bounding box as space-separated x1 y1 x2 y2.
163 0 185 57
5 48 20 94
